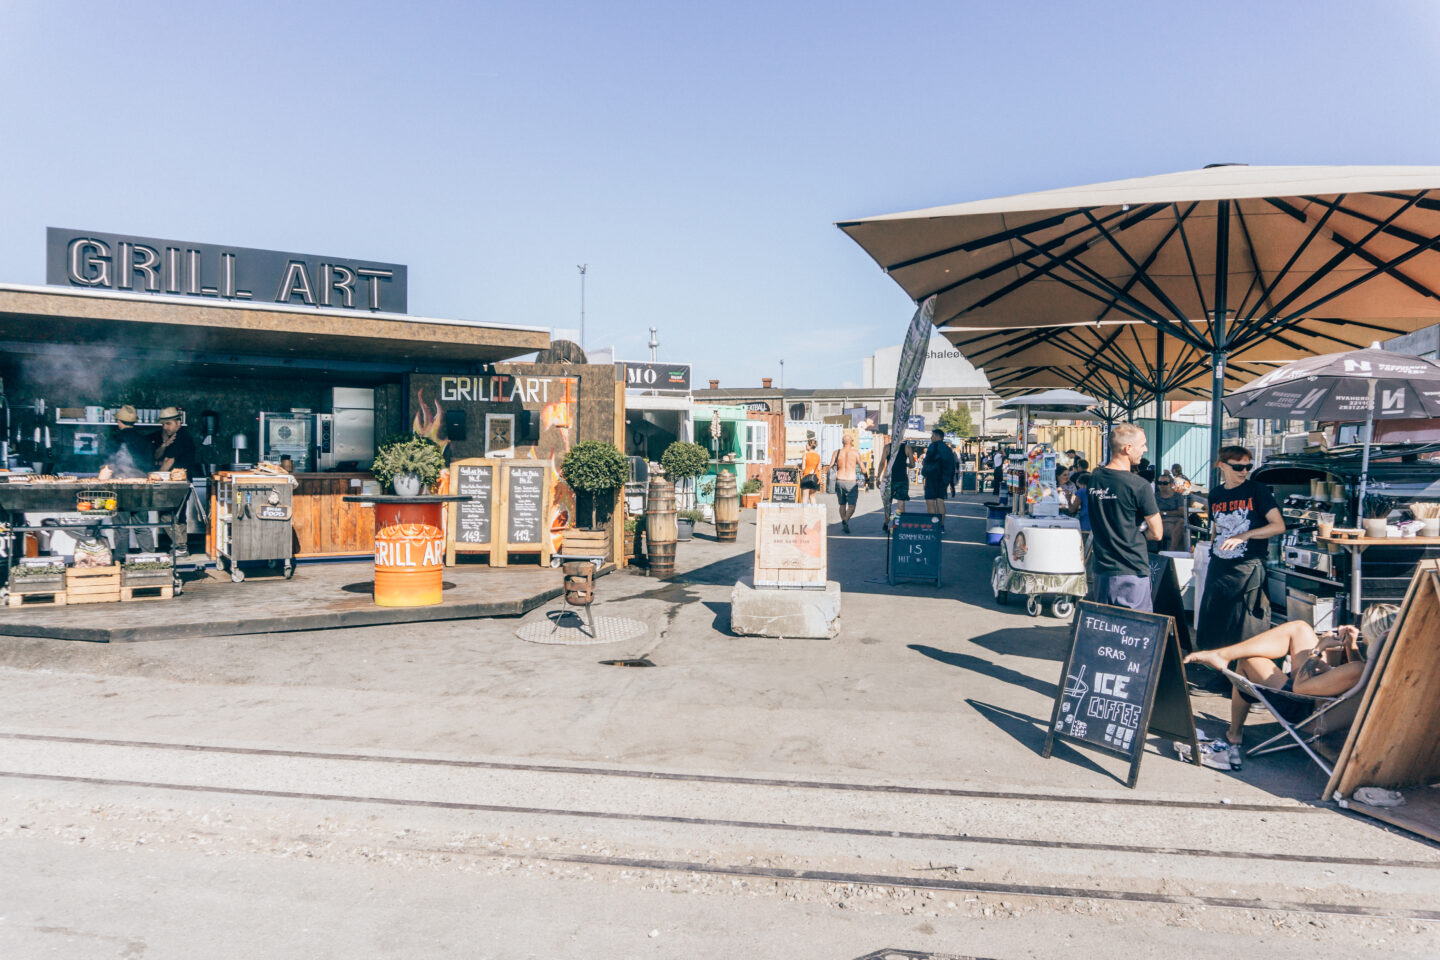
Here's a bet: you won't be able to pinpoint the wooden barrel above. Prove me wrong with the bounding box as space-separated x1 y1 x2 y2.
645 473 677 577
713 470 739 543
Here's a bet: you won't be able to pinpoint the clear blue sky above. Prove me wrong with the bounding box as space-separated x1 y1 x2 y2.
3 1 1438 387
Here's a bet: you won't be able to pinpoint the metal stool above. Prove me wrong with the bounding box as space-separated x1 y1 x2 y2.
546 552 604 637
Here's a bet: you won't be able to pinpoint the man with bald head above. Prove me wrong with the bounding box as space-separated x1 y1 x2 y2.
1086 423 1162 611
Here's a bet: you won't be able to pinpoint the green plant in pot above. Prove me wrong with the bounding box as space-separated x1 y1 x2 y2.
740 476 762 507
372 434 445 496
676 508 706 541
661 440 709 509
560 440 628 529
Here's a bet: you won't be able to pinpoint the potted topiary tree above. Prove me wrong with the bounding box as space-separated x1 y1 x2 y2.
372 434 445 496
661 440 709 511
560 440 628 529
740 476 762 509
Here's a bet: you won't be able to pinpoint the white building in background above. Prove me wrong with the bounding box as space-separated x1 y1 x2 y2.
861 335 993 391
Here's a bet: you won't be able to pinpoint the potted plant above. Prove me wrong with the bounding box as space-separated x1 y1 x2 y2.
372 434 445 496
661 440 709 510
623 515 642 559
1361 493 1394 538
740 477 762 509
676 508 705 541
559 440 628 528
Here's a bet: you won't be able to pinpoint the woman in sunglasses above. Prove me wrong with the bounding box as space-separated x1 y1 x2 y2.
1195 446 1287 653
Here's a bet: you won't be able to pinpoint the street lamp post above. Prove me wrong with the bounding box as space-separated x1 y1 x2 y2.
577 264 588 348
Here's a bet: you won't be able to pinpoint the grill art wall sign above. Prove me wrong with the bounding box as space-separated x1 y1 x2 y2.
46 227 407 313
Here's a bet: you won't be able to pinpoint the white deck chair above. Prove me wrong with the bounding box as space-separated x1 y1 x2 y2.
1219 640 1384 777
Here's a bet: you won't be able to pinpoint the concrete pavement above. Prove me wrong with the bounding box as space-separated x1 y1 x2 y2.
1 488 1436 958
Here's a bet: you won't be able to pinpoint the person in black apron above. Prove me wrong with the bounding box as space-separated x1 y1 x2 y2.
1195 447 1286 651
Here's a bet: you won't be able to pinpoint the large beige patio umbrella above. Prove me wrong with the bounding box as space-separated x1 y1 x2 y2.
839 164 1440 470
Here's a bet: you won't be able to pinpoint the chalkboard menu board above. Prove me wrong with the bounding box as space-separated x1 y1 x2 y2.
447 458 550 566
1043 601 1198 787
770 466 799 503
455 463 494 544
888 512 942 585
505 465 545 546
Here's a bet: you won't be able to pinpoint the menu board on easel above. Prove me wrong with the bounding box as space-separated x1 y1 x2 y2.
447 458 499 564
495 459 552 567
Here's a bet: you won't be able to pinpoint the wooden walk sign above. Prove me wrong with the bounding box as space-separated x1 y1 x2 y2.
1043 601 1200 788
888 511 942 586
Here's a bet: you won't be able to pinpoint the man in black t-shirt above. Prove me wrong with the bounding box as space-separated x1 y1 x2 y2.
1087 423 1162 611
1195 446 1286 651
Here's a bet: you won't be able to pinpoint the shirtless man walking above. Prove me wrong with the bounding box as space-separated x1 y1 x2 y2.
831 433 862 534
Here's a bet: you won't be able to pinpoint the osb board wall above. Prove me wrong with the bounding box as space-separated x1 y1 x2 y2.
406 363 624 561
1328 561 1440 798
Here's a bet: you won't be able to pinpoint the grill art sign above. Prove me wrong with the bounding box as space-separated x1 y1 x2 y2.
46 227 407 313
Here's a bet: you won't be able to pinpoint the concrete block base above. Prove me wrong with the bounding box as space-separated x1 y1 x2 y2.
729 579 841 638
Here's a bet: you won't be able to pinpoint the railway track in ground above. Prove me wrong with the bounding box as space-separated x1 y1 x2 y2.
3 731 1439 923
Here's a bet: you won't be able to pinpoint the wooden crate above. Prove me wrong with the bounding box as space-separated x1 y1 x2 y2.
66 564 121 604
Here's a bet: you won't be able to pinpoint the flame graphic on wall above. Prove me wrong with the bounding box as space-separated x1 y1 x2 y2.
411 389 448 450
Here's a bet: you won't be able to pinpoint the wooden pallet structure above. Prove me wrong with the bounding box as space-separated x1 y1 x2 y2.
7 588 66 608
120 583 174 602
66 564 122 605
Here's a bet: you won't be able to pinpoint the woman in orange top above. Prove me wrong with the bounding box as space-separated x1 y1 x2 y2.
799 438 822 503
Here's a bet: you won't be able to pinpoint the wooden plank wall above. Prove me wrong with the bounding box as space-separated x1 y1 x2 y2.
1328 560 1440 798
493 362 625 563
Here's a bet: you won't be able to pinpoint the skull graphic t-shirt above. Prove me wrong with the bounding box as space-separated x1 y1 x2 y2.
1208 479 1279 561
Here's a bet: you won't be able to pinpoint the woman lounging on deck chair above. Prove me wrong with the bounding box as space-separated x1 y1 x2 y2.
1183 604 1400 774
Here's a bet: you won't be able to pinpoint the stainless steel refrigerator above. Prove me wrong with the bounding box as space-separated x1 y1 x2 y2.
316 387 374 471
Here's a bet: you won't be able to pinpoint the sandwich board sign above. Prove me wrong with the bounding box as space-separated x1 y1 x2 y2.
888 512 942 586
1043 601 1199 788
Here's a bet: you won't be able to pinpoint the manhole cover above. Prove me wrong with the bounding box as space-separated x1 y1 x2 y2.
517 613 648 645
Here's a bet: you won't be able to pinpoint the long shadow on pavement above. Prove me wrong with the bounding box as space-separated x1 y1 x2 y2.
966 698 1122 786
909 644 1058 699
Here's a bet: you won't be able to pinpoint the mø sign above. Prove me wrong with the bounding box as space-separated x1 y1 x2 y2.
623 361 691 393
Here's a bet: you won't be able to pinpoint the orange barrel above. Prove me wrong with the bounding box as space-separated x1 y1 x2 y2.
372 501 446 606
645 472 677 578
713 469 739 543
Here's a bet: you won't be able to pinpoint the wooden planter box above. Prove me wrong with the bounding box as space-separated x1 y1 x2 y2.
121 569 174 586
8 572 66 595
741 493 761 509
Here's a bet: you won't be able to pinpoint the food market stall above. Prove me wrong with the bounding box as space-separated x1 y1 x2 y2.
990 391 1090 618
0 474 190 604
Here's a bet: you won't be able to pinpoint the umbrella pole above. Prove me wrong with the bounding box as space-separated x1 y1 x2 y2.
1210 200 1231 491
1154 332 1165 481
1356 379 1377 518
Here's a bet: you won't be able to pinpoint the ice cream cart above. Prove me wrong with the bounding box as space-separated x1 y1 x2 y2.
990 391 1093 618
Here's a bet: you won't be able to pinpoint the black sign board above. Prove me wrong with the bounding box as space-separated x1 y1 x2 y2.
47 227 406 313
255 503 289 521
623 361 691 393
888 512 942 586
1043 601 1199 787
506 465 545 545
455 463 494 545
770 466 799 503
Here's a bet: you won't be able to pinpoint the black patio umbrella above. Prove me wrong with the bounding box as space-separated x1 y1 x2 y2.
1223 346 1440 506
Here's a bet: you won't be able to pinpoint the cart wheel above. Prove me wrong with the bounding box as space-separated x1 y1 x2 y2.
267 559 279 570
283 562 294 580
1026 596 1042 617
995 589 1009 606
1052 598 1074 618
230 567 245 583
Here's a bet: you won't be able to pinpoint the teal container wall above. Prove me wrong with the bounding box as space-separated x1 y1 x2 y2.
1140 420 1212 483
